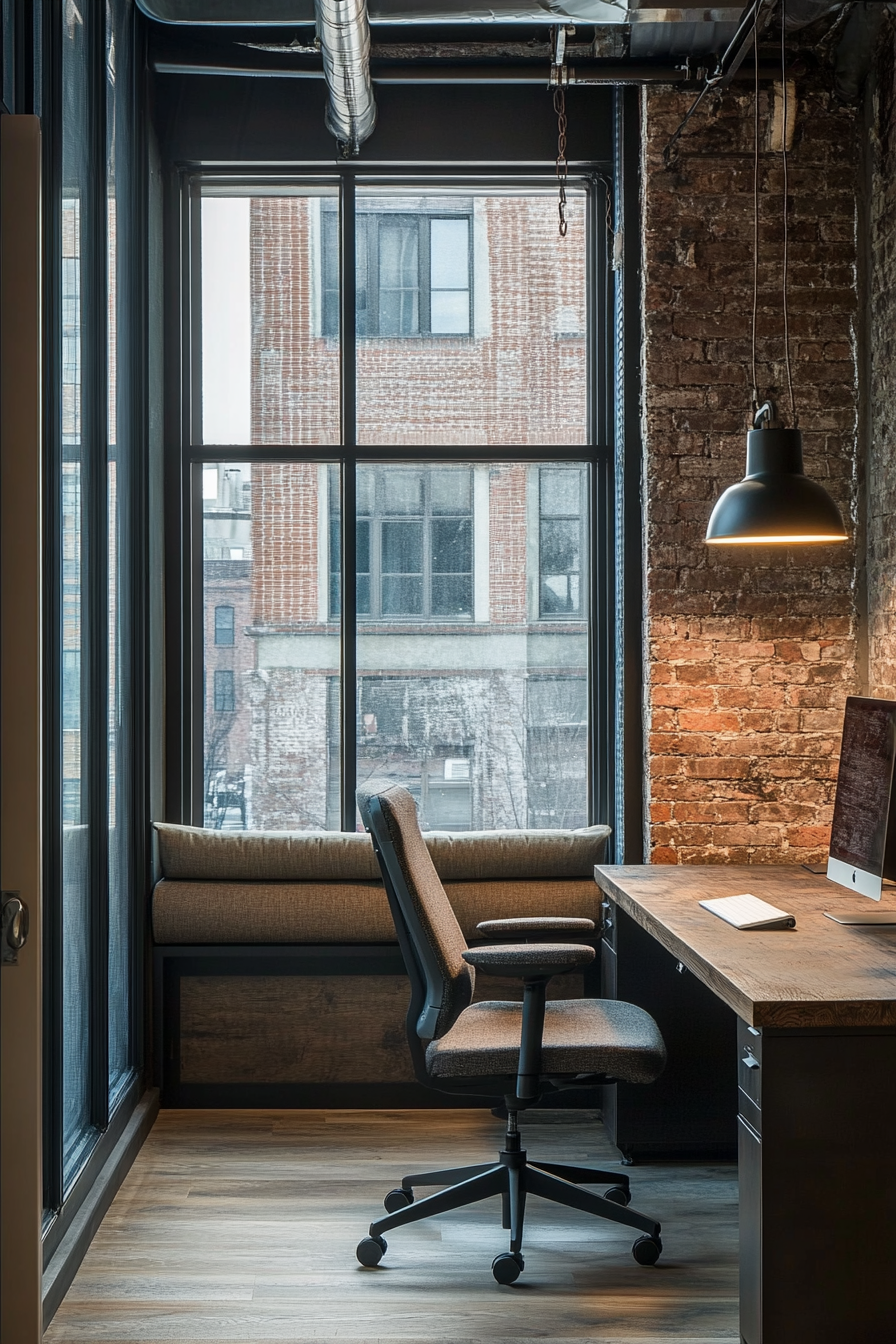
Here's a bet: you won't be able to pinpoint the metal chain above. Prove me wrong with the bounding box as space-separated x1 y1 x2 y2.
554 84 568 238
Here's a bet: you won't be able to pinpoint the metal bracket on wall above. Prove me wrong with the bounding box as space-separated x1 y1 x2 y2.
662 0 771 169
1 892 29 964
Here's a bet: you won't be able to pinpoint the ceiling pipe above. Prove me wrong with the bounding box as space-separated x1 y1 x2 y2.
316 0 377 152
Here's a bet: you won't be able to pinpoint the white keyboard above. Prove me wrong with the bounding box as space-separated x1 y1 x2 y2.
699 893 796 930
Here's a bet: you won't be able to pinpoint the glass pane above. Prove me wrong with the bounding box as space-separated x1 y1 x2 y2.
382 520 423 575
430 290 470 335
203 461 341 830
383 469 423 515
541 468 582 516
61 0 95 1191
357 462 589 829
430 218 469 288
432 574 473 617
201 192 340 446
357 190 587 445
431 518 472 573
431 468 471 515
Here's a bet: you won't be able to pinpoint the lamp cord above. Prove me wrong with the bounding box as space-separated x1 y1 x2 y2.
751 7 760 412
781 0 796 426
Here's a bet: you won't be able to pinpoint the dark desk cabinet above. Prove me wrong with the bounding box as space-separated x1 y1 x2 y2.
735 1018 896 1344
601 899 737 1160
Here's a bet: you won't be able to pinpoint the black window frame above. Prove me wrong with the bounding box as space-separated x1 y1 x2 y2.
322 202 473 340
167 153 638 846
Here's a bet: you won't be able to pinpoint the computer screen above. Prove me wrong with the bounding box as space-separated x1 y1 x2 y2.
827 696 896 900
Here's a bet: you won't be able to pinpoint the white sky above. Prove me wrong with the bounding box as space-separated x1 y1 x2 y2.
201 198 251 446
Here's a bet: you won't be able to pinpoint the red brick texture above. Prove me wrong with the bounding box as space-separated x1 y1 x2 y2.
641 81 861 865
252 462 320 626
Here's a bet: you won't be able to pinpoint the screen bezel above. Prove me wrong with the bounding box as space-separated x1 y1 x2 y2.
826 696 896 902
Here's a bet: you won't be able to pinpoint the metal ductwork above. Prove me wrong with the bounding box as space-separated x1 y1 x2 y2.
316 0 377 152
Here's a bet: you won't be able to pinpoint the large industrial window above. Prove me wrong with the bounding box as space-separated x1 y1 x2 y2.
188 173 612 834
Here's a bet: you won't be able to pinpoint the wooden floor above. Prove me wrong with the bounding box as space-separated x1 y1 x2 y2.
45 1110 739 1343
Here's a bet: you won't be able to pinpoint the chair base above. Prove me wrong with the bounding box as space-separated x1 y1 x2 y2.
360 1122 663 1280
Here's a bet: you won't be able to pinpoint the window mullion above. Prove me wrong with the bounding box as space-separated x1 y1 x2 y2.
339 170 357 445
86 0 110 1132
340 457 358 831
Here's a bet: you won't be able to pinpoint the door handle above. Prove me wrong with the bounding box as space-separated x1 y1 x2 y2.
741 1052 760 1070
1 892 29 964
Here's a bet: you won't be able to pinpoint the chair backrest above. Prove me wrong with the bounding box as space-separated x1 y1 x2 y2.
357 781 475 1046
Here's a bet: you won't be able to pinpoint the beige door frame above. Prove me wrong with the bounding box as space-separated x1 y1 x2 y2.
0 113 44 1344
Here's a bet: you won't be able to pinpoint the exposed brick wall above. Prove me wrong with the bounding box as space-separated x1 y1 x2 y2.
867 23 896 698
641 79 861 865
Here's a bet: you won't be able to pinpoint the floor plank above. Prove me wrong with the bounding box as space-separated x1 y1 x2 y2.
45 1110 739 1343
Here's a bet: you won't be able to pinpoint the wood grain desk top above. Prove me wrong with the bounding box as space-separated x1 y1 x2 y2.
593 864 896 1029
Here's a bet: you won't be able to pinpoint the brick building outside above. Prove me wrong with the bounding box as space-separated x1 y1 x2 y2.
202 192 592 830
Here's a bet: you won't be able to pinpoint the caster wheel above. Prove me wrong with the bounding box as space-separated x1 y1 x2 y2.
356 1235 387 1267
384 1187 414 1213
604 1185 632 1207
492 1251 524 1284
632 1235 662 1266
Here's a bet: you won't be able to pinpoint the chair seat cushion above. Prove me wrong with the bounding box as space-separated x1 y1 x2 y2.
425 998 666 1085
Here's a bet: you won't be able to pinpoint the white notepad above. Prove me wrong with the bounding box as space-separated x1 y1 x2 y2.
699 893 796 930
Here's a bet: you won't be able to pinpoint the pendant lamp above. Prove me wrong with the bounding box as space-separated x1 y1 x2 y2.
706 401 847 545
705 0 848 548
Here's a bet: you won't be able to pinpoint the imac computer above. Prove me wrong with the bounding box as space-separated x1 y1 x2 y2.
824 695 896 925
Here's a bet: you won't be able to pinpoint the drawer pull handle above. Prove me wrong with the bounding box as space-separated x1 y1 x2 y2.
741 1053 760 1070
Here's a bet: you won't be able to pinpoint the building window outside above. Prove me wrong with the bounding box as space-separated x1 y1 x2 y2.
526 676 588 829
214 604 235 645
329 464 474 620
539 466 587 618
214 669 235 713
322 205 472 338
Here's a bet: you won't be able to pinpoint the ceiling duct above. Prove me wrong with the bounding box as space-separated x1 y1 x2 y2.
316 0 377 151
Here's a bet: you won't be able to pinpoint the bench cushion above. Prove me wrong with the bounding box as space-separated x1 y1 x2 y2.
153 822 611 884
151 878 604 945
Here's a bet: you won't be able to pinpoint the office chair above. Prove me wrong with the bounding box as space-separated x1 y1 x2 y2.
355 781 668 1284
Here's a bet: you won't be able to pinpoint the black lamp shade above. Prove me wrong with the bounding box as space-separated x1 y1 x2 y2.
705 427 848 545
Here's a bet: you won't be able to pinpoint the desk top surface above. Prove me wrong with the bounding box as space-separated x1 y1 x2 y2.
593 864 896 1029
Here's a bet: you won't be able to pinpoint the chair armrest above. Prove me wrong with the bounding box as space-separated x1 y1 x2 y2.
476 916 595 939
462 942 594 980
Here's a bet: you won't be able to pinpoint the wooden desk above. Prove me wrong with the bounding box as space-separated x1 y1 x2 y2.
594 864 896 1344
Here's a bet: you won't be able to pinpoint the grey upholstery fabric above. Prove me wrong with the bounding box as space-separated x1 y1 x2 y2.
152 879 395 945
462 943 595 974
426 999 667 1084
154 821 610 884
151 876 603 945
155 824 382 882
476 916 595 936
424 826 611 881
358 781 475 1037
443 880 601 933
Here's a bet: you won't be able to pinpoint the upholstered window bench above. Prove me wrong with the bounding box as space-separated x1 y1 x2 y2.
152 822 610 1108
